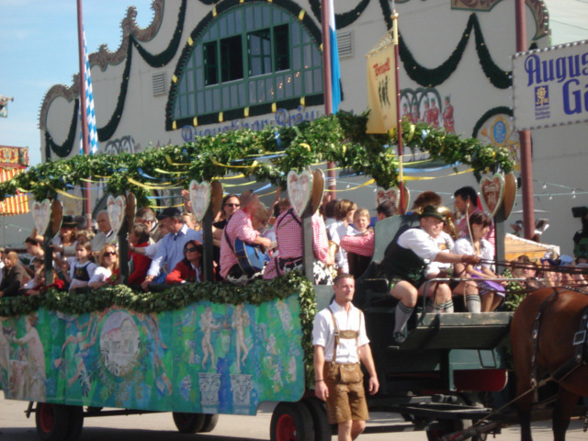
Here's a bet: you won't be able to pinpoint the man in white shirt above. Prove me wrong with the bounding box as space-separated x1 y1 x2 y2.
313 274 379 441
381 205 480 343
141 207 202 291
91 211 117 253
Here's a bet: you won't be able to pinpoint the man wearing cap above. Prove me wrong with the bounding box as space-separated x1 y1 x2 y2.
91 211 117 253
380 205 480 343
141 207 202 291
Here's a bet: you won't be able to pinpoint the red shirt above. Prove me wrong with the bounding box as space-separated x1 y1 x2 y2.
165 260 203 284
128 242 152 286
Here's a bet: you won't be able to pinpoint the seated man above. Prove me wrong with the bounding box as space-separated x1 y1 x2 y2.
220 192 272 283
379 205 480 343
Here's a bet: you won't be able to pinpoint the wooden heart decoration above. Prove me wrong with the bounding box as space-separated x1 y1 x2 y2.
480 173 505 217
376 186 410 213
49 200 63 237
31 199 52 235
125 193 136 232
311 169 325 214
107 195 126 235
210 181 223 218
189 180 211 223
503 172 517 220
287 170 313 218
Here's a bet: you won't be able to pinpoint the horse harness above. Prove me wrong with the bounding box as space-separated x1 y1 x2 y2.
531 288 588 388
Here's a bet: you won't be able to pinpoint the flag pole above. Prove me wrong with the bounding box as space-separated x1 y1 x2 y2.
321 0 337 197
76 0 93 228
515 0 535 240
391 10 405 214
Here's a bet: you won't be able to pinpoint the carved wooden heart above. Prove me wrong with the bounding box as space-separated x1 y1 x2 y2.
376 186 410 213
503 172 517 220
287 170 313 218
32 199 52 235
480 173 505 218
189 180 211 223
311 169 325 213
107 195 126 235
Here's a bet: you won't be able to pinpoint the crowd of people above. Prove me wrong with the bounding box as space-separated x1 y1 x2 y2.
0 186 584 315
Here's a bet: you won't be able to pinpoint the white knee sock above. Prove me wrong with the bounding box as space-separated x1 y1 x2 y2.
443 300 454 313
394 303 414 334
466 295 481 313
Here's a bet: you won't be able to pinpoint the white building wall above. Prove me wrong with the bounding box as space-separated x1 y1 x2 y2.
39 0 586 256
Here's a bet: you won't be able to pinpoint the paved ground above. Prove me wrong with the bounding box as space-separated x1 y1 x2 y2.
1 393 587 441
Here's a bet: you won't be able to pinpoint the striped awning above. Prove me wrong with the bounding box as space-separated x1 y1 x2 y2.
0 167 29 215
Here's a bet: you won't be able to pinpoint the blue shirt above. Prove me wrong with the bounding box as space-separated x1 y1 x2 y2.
147 224 202 278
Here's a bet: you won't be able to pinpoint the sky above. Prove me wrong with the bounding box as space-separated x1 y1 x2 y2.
1 0 588 168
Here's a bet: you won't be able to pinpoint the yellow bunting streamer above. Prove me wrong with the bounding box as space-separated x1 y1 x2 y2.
212 7 217 17
154 168 186 175
165 154 191 166
325 179 375 192
211 159 259 169
213 174 246 180
52 187 86 200
256 189 278 197
223 181 258 188
127 177 180 190
188 36 194 46
298 10 305 20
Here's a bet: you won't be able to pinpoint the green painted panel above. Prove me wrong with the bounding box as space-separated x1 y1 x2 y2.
0 294 305 415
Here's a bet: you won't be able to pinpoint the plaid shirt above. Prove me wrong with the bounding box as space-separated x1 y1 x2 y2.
220 209 259 279
340 230 375 257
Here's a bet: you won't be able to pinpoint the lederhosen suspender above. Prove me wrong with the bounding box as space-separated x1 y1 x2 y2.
327 306 362 363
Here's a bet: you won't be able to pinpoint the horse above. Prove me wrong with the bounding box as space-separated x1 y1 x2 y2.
511 287 588 441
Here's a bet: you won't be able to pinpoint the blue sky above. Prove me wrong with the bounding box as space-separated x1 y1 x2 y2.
0 0 587 168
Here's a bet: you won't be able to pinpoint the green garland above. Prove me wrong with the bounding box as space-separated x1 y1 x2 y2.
308 0 371 29
398 13 510 89
44 99 80 159
2 112 515 204
0 271 318 386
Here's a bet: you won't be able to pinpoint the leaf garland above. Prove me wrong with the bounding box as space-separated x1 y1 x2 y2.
0 271 318 387
3 112 516 205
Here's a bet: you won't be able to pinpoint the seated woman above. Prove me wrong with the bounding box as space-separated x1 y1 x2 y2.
165 240 205 284
453 211 505 312
88 244 119 289
0 251 28 297
263 200 334 284
342 208 373 279
127 223 152 287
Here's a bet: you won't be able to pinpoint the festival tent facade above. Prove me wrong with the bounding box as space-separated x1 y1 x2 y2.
37 0 586 255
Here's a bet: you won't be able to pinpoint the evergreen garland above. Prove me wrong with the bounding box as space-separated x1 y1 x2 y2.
308 0 372 29
44 99 80 159
0 271 318 386
2 112 515 205
130 0 187 68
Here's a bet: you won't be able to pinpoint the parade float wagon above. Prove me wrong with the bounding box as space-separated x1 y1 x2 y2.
0 114 524 441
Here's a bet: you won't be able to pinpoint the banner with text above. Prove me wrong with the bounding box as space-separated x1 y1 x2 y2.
512 40 588 130
366 32 397 134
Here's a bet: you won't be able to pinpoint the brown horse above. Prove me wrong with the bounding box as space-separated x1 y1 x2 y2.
511 287 588 441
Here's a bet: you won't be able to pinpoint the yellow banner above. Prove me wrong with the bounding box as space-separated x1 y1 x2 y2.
366 32 397 134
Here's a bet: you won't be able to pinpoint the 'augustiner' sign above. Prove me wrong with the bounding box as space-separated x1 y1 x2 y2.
512 40 588 131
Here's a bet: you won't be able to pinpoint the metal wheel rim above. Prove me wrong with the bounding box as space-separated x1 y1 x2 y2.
276 413 296 441
38 404 54 434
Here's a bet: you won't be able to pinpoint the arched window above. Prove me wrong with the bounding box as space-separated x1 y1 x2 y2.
168 1 324 128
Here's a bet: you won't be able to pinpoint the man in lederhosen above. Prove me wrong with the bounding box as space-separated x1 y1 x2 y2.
313 274 379 441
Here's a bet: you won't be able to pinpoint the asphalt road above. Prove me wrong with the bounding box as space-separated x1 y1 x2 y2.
1 393 587 441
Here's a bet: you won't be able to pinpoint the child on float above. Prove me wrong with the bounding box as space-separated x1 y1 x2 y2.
62 242 98 292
